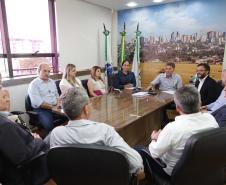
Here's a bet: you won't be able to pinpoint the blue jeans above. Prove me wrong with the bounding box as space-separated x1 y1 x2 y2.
34 108 54 131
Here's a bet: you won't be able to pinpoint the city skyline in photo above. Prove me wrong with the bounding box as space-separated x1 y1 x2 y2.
118 0 226 42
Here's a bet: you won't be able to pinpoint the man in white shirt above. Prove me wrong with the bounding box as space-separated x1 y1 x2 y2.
28 63 67 131
50 87 144 177
139 86 218 183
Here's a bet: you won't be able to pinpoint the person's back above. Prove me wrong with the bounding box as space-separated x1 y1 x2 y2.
0 115 49 185
148 86 218 177
153 112 218 175
50 87 143 174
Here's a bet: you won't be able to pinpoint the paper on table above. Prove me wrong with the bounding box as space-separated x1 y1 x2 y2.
162 90 175 95
132 92 149 97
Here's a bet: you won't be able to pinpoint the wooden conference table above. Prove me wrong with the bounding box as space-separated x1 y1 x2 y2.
54 90 174 147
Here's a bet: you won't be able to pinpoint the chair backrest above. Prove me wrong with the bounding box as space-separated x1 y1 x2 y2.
25 94 33 112
171 127 226 185
55 80 61 96
81 79 90 96
47 144 130 185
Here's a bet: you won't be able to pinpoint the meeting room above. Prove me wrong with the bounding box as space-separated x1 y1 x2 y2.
0 0 226 185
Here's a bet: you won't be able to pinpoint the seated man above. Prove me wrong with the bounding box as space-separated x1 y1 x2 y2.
201 69 226 113
50 88 144 176
113 60 136 90
28 63 67 131
0 85 49 185
138 86 218 182
211 104 226 127
195 63 222 106
146 62 183 91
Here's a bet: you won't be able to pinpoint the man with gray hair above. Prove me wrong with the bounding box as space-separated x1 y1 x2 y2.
140 86 218 180
28 63 67 131
50 87 144 176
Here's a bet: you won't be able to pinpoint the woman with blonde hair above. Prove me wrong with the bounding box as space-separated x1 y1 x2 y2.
60 64 83 95
87 66 106 97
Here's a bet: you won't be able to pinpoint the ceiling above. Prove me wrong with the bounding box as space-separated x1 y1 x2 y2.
81 0 185 10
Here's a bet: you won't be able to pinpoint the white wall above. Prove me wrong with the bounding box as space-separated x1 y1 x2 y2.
56 0 117 71
6 0 118 111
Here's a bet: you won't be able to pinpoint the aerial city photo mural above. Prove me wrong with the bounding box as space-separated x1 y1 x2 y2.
118 0 226 81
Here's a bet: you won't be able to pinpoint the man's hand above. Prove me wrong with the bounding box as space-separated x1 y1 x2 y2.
200 106 208 112
151 129 161 141
32 133 41 139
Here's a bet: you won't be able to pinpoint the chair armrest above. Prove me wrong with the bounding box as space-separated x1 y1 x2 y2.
10 111 25 115
140 148 167 168
153 158 167 168
17 151 46 169
26 111 38 116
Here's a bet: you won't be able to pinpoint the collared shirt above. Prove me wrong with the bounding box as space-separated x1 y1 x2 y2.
197 75 208 92
28 77 59 108
151 73 183 91
207 88 226 113
113 71 136 90
50 119 143 173
149 112 218 175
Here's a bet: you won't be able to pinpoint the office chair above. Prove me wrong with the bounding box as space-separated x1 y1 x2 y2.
139 127 226 185
47 144 135 185
25 94 42 128
0 152 50 185
81 79 91 96
25 95 67 129
55 79 62 96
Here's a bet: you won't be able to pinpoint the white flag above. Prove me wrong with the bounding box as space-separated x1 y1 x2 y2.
132 26 141 87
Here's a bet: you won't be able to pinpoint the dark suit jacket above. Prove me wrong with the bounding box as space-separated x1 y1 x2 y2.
0 115 48 185
113 71 136 90
212 104 226 127
195 76 223 106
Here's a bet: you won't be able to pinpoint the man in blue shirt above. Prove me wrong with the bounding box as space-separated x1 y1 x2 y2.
113 60 136 90
28 63 67 131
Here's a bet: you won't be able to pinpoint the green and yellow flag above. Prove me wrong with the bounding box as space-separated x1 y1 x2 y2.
120 22 126 65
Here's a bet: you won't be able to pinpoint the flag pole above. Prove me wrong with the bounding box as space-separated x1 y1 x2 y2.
120 22 126 67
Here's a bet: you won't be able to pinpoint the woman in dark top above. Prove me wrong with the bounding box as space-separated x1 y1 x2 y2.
113 60 136 90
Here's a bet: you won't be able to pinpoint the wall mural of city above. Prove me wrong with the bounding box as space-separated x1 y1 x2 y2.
118 0 226 66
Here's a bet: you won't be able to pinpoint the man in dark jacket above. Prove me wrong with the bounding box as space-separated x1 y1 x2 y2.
0 83 49 185
195 63 223 106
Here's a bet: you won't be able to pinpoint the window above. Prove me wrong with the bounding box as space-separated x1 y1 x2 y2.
0 0 58 78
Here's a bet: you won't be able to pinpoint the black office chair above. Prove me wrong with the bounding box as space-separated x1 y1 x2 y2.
24 94 41 128
25 95 68 129
55 79 62 96
0 152 50 185
139 127 226 185
81 79 91 96
47 144 135 185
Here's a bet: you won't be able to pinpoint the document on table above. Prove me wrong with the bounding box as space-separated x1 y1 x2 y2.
132 92 149 97
162 90 175 95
